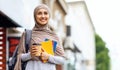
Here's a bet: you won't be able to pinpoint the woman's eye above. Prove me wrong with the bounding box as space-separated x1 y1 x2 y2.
38 12 42 15
44 12 48 15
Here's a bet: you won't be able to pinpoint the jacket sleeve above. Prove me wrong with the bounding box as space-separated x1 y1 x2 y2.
21 52 32 61
48 55 66 64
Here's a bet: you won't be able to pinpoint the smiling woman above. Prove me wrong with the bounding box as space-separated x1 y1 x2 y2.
14 4 66 70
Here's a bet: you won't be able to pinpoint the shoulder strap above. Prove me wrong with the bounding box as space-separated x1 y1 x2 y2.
25 29 32 53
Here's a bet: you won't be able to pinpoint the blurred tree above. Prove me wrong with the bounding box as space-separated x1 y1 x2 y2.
95 34 110 70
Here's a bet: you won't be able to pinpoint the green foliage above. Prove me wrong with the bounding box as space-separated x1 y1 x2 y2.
95 34 110 70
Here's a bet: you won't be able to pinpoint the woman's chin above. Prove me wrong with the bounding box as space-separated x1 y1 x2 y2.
39 23 47 26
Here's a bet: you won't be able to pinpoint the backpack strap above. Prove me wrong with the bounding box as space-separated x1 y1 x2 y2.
25 29 32 53
8 29 32 70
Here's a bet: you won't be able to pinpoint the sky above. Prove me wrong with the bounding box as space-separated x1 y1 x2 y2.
85 0 120 70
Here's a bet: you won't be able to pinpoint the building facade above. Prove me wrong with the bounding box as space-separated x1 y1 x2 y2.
64 0 95 70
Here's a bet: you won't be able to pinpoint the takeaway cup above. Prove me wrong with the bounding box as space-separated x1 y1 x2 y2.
32 43 41 56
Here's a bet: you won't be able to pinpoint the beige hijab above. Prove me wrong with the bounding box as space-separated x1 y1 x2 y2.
14 4 65 70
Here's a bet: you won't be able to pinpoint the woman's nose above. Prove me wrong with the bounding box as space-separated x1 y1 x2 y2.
41 14 45 17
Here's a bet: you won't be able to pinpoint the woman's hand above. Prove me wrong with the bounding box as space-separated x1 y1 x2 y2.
30 46 41 57
41 50 50 62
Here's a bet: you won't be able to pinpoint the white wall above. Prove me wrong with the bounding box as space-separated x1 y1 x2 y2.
0 0 25 27
0 0 41 29
65 1 95 70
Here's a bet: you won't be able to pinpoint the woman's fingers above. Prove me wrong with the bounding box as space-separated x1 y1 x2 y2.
41 52 49 60
30 46 41 56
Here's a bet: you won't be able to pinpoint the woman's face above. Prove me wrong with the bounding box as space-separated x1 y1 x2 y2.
35 8 50 25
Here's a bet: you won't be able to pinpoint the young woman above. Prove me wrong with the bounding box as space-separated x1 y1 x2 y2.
14 4 66 70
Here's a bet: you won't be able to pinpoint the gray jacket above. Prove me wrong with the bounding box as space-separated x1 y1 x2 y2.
21 52 65 70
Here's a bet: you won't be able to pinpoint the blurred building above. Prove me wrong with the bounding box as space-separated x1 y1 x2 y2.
65 0 95 70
